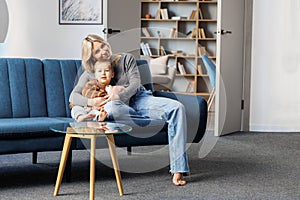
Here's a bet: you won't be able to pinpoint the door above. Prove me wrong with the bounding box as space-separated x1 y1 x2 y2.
103 0 140 58
215 0 245 136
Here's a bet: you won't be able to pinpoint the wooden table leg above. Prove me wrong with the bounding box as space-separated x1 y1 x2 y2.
90 136 96 200
106 135 124 196
54 135 72 196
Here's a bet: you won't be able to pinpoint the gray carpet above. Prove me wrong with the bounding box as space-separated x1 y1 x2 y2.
0 132 299 200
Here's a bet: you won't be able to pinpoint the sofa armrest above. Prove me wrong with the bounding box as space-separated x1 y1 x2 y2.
153 91 208 143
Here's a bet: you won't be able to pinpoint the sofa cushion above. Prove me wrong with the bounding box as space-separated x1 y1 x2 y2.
0 117 73 139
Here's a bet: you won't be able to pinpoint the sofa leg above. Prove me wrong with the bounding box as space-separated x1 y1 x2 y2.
32 152 37 164
127 146 132 156
65 150 72 183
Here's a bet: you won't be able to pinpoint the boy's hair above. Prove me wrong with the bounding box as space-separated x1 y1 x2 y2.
94 58 116 72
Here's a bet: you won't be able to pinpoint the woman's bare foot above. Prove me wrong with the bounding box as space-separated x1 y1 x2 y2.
172 173 186 186
77 113 96 122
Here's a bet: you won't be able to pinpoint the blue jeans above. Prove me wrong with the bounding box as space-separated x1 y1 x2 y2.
104 87 189 173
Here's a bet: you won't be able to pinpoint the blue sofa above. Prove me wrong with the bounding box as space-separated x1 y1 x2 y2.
0 58 207 167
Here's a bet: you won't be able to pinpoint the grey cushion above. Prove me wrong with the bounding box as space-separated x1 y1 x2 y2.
149 56 169 75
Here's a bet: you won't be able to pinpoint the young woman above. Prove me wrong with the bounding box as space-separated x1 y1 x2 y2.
69 34 189 186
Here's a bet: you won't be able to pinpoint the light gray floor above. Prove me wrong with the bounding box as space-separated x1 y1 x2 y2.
0 131 299 200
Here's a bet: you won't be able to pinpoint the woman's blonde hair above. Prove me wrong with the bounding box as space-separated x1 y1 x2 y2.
81 34 113 72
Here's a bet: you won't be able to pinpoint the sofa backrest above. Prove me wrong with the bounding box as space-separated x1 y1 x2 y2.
136 59 154 91
43 59 82 118
0 58 47 118
43 59 153 118
0 58 152 118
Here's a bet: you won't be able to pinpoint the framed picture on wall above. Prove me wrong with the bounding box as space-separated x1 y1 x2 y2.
59 0 103 25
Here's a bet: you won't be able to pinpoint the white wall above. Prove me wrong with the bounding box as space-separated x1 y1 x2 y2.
250 0 300 131
0 0 104 59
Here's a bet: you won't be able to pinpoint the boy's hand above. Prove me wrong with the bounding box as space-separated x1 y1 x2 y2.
93 86 125 108
97 94 120 108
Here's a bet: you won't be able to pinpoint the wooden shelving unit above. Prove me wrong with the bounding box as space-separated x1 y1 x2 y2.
140 0 218 98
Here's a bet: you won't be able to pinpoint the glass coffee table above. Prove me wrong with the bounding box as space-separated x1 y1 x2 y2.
50 122 132 200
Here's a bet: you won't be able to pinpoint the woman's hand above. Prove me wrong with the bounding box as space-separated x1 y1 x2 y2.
105 85 125 95
105 85 125 101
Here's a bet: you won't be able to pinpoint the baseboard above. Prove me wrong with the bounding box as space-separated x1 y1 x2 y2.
250 124 300 132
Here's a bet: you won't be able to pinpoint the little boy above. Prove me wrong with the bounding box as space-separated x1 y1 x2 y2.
78 59 115 122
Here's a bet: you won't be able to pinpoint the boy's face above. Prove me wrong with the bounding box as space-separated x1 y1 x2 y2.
94 61 114 85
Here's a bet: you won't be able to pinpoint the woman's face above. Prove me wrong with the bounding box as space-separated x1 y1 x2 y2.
92 42 111 60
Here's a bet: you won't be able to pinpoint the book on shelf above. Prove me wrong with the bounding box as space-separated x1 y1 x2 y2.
155 8 170 19
140 42 147 56
189 28 197 39
185 80 195 93
145 43 152 56
199 28 206 39
140 42 152 56
197 8 203 19
189 10 196 20
169 28 176 38
160 45 167 56
189 8 203 20
160 8 169 19
177 62 186 75
198 28 201 38
142 27 151 37
155 9 161 19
